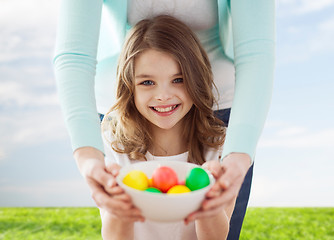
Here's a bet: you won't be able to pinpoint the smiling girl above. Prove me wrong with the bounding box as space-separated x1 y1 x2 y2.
101 15 235 240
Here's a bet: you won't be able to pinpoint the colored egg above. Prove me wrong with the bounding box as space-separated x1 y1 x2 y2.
145 187 162 193
123 170 149 190
152 166 178 192
167 185 191 194
148 178 153 187
186 167 210 191
178 180 186 185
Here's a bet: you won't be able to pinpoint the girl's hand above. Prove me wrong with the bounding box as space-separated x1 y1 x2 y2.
185 153 251 222
74 147 144 222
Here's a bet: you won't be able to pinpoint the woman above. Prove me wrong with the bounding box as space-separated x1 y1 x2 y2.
53 1 275 238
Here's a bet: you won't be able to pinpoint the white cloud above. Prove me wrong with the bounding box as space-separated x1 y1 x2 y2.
277 0 334 15
276 126 307 137
0 179 95 207
0 0 59 29
277 15 334 65
0 108 68 152
309 16 334 53
0 148 5 161
0 81 59 107
0 0 58 63
249 173 334 207
251 120 334 207
0 1 59 109
296 0 334 14
259 124 334 148
0 26 56 63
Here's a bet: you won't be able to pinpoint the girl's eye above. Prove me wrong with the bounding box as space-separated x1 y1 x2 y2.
140 80 154 86
173 78 183 83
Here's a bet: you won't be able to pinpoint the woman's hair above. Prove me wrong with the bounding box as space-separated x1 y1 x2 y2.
103 15 225 164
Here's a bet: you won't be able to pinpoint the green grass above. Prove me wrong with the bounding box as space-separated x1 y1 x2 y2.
0 207 333 240
240 208 334 240
0 208 101 240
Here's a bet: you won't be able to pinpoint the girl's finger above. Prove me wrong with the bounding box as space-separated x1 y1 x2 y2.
111 207 145 222
117 215 145 222
112 193 132 202
113 207 142 218
107 186 124 195
105 210 144 223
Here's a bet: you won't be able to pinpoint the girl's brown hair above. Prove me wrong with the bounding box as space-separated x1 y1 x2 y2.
103 15 225 164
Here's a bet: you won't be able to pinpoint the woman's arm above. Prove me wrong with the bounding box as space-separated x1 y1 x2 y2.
53 0 104 153
221 0 276 161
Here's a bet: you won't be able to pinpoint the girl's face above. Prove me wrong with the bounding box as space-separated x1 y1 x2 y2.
134 49 193 131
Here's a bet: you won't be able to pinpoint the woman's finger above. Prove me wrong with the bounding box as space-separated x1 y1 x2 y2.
105 163 121 176
86 163 118 191
202 160 223 179
202 186 238 211
89 181 132 212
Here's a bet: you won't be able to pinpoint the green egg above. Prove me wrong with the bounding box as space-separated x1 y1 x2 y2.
145 187 162 194
186 167 210 191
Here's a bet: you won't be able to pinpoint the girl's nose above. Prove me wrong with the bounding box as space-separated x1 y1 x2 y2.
155 85 173 101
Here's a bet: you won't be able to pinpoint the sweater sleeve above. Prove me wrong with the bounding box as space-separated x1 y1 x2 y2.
221 0 276 161
53 0 104 153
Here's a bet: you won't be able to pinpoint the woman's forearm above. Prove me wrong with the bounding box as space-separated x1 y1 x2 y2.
54 0 104 153
221 0 276 161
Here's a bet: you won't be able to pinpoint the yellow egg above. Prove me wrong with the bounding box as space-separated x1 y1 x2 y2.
167 185 191 194
123 170 149 190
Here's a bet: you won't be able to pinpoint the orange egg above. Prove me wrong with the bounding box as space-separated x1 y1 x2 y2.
148 178 153 187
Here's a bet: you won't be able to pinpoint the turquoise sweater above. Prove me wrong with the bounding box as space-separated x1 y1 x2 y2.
53 0 275 161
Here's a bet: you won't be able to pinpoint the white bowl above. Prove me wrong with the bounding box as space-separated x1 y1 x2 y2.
116 160 215 222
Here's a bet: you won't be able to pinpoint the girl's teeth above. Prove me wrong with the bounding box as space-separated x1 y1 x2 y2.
154 105 177 112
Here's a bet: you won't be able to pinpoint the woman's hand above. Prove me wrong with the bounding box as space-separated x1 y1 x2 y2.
185 153 251 222
207 153 251 210
74 147 144 222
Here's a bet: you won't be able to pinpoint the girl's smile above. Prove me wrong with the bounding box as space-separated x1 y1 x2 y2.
134 49 193 131
150 104 180 115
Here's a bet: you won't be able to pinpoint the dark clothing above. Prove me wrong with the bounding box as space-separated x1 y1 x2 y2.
215 108 253 240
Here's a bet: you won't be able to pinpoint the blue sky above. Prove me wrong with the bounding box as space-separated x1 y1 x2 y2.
0 0 333 207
